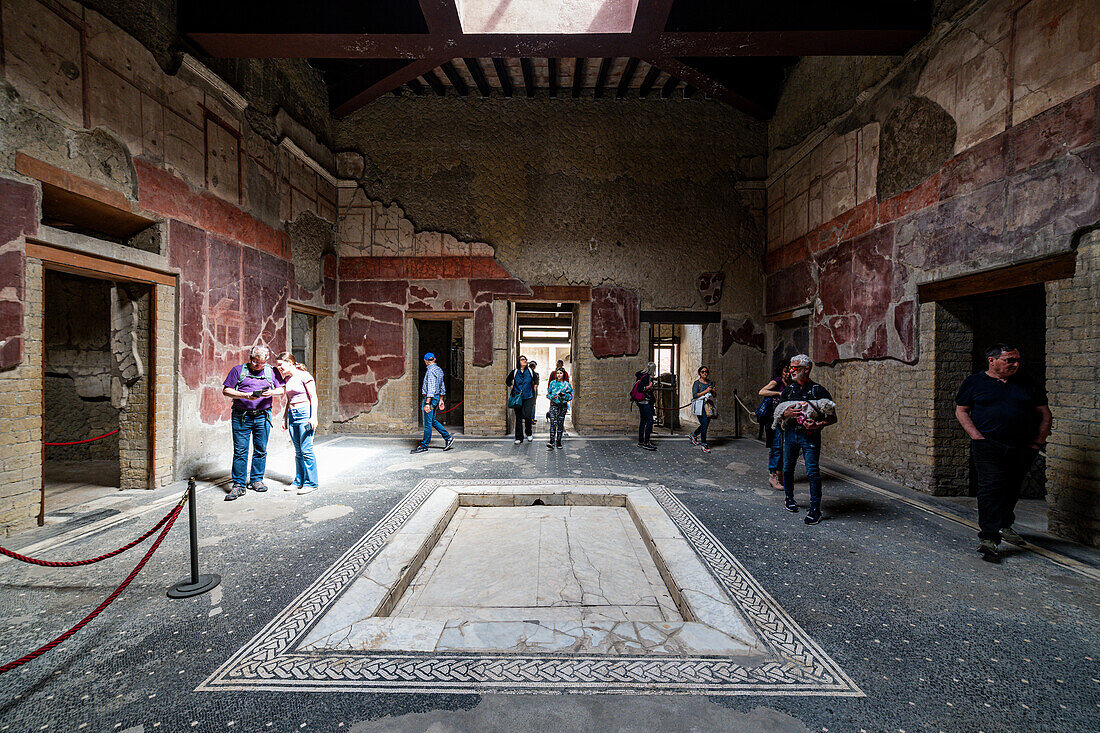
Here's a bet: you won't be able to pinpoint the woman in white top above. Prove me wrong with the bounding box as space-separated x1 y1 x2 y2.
275 352 319 494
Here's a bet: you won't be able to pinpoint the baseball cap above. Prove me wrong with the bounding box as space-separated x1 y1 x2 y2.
423 352 435 360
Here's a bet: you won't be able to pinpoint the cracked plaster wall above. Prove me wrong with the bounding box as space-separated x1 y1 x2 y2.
764 0 1100 542
334 96 770 429
1 0 344 486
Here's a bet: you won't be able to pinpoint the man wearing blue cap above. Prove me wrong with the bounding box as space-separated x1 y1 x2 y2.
411 352 455 454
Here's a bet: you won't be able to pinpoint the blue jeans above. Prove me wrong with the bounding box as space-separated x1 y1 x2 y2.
766 428 783 473
231 409 271 486
421 397 451 447
692 413 710 444
782 428 821 507
288 407 318 488
638 402 654 444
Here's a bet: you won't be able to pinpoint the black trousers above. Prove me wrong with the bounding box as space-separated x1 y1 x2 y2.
971 439 1038 541
513 397 535 440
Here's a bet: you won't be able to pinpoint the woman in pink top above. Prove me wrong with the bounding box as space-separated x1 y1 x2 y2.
275 352 319 494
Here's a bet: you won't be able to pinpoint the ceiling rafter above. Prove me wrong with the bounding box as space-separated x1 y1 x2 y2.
492 58 513 97
183 0 930 117
463 58 492 97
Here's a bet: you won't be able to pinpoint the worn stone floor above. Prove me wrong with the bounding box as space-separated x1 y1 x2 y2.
2 434 1099 732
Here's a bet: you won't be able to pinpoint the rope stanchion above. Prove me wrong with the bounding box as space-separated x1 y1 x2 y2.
44 429 119 447
167 478 221 598
0 488 186 567
0 495 187 674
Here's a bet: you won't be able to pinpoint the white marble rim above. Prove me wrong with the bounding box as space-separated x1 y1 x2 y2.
197 479 863 696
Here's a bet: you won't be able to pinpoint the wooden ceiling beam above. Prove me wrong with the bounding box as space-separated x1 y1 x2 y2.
417 0 461 36
572 57 586 98
330 57 447 117
187 28 925 59
660 75 679 98
492 58 513 97
421 69 447 96
647 57 769 118
548 57 558 97
616 58 639 98
520 58 535 97
463 57 492 97
439 60 469 95
638 65 661 98
593 57 611 99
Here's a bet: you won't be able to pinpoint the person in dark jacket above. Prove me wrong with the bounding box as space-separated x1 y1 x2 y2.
634 362 658 451
506 355 537 444
955 344 1051 562
759 365 792 490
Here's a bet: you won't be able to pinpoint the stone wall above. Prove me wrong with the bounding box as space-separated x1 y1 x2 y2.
1046 233 1100 545
43 272 117 461
117 285 150 490
765 0 1100 542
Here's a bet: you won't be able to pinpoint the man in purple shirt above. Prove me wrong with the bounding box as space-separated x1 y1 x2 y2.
221 345 284 501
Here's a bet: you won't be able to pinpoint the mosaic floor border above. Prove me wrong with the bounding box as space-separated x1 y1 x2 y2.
197 479 863 695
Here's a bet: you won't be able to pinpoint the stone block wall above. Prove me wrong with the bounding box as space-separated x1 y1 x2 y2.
151 283 176 487
117 286 150 490
0 259 42 536
463 302 510 436
1046 234 1100 544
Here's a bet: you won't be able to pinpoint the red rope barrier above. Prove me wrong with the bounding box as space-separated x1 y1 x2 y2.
44 429 119 446
0 497 186 674
0 489 189 567
435 400 464 415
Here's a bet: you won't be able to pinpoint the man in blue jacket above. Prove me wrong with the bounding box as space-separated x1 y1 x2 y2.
411 352 455 454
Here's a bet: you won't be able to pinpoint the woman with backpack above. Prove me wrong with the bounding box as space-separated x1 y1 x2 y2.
689 366 716 454
545 366 573 450
758 364 792 490
506 355 537 444
274 351 320 495
633 362 658 451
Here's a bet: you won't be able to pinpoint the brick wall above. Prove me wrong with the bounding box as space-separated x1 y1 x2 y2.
1046 234 1100 544
118 286 150 489
151 283 176 487
0 259 42 536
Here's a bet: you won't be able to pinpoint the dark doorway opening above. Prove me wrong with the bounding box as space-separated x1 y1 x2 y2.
43 270 152 518
416 319 463 428
514 302 576 435
935 284 1046 501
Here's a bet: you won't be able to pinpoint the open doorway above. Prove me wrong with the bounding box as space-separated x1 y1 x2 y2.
415 319 464 429
43 270 151 516
934 284 1047 511
515 302 575 435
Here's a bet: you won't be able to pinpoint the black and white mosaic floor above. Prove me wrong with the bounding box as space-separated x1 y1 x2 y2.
2 435 1098 731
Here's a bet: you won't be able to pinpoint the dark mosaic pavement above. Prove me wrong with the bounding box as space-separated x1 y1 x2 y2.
1 434 1098 732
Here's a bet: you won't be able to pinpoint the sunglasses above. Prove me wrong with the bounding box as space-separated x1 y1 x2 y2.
700 369 709 373
999 357 1021 364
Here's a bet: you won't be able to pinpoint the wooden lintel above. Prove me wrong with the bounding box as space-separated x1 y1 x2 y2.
28 242 177 286
288 301 337 318
406 310 474 320
918 252 1077 303
765 307 811 323
514 285 592 302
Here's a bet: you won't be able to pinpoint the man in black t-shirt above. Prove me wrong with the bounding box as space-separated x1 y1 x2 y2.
779 354 837 525
955 343 1052 562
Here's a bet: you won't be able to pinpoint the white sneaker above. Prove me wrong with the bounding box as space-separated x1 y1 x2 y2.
525 435 533 442
297 485 317 495
514 439 522 444
286 484 299 492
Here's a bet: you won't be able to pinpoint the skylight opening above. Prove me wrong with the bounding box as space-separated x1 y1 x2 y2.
457 0 640 35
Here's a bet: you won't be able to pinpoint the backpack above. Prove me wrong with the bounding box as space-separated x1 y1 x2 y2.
236 364 276 392
629 377 647 403
754 397 775 425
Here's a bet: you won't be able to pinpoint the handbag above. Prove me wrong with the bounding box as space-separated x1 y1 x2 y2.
508 391 523 408
704 398 718 418
754 397 774 425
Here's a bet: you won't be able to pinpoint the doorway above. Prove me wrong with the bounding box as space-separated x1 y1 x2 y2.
416 319 463 428
935 285 1047 500
515 303 576 435
43 270 152 516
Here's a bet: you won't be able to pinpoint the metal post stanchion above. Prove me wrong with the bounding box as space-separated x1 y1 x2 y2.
167 478 221 599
